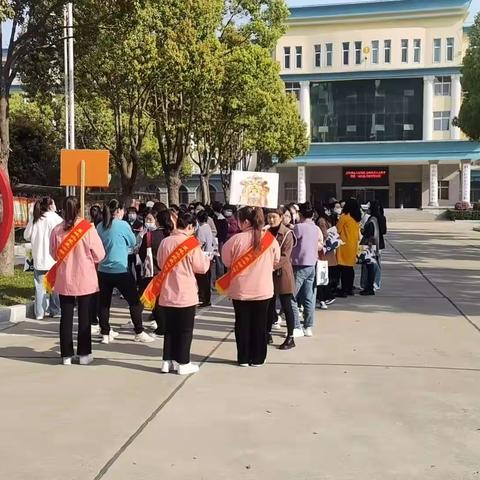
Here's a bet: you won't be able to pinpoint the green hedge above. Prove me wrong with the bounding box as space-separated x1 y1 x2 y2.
0 267 34 307
446 210 480 221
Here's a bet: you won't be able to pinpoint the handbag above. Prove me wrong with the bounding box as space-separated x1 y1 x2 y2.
316 260 329 286
141 231 155 279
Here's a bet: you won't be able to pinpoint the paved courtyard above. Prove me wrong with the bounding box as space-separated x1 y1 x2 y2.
0 221 479 480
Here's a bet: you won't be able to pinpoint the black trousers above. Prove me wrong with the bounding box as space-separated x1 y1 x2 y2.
59 294 93 358
339 265 355 294
328 266 341 299
89 291 100 326
196 269 212 305
267 294 295 337
163 306 196 364
138 277 165 334
364 263 376 292
317 285 329 302
98 271 144 335
232 299 270 365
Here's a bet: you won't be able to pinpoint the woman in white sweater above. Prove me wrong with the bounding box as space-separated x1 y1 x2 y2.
24 197 63 319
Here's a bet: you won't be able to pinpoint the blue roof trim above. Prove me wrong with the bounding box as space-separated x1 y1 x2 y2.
281 67 461 82
280 141 480 166
288 0 471 20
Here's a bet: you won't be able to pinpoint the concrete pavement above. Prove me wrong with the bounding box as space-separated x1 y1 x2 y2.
0 221 479 480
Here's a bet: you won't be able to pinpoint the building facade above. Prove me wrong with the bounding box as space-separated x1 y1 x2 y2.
275 0 480 208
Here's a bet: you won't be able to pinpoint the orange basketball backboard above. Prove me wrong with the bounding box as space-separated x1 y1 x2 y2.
60 149 110 187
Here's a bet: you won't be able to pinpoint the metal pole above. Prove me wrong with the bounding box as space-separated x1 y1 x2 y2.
67 2 76 196
64 5 70 196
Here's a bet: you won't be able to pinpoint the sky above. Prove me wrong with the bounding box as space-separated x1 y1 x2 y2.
287 0 480 23
2 0 480 47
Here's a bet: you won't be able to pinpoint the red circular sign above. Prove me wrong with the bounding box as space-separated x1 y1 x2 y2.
0 169 14 253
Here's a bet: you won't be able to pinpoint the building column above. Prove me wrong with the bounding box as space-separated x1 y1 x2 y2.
461 159 471 205
423 76 434 141
429 160 439 207
451 74 462 140
299 81 311 139
297 165 307 203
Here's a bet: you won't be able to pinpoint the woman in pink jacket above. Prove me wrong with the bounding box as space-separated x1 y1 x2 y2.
49 197 105 365
221 207 280 367
156 211 210 375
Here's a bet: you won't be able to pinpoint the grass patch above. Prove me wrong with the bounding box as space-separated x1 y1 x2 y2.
0 267 34 307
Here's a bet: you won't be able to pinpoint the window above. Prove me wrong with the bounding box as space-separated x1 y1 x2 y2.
314 44 321 67
285 82 301 100
384 40 391 63
446 37 454 61
284 47 291 69
284 182 298 202
325 43 333 66
401 39 408 63
414 39 421 63
355 41 362 65
372 40 379 64
295 46 302 68
343 42 350 65
434 76 451 96
433 38 441 63
438 180 449 200
433 111 450 131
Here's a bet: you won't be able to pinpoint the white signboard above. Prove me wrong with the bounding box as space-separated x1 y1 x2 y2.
229 171 279 208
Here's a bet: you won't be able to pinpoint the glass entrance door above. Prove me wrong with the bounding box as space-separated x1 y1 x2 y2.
342 188 389 208
395 182 421 208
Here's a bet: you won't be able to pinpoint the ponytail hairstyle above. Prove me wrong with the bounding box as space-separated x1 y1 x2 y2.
157 209 174 237
238 206 265 251
102 199 123 229
33 196 55 224
89 205 102 226
63 197 80 231
176 211 197 230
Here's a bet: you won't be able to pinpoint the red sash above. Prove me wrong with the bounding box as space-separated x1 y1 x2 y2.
216 231 275 295
44 219 92 293
140 236 200 309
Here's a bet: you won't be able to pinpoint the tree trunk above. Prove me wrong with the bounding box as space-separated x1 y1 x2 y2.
199 173 210 204
0 94 14 277
166 170 182 206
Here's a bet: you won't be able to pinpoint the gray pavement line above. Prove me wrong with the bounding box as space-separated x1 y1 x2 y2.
93 315 235 480
386 239 480 335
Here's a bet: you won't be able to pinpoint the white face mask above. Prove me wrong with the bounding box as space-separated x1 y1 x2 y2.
334 208 342 215
145 222 156 230
224 210 233 218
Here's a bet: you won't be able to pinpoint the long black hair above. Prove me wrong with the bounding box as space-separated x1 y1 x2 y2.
63 197 80 231
33 197 55 224
157 209 174 237
238 206 265 251
342 198 362 223
102 199 123 229
90 205 102 226
176 211 197 230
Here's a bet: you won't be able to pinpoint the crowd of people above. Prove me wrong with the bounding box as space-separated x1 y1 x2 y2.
24 195 387 372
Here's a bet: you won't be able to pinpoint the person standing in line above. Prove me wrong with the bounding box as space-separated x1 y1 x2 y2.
49 197 106 365
96 199 154 345
195 210 215 308
266 208 297 350
151 211 210 375
336 198 362 297
290 202 322 338
212 201 228 277
89 204 104 336
224 205 241 240
24 197 63 320
221 207 280 367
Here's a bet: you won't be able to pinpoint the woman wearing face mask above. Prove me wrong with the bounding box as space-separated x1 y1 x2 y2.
149 211 210 375
24 196 63 320
96 199 154 344
224 205 241 240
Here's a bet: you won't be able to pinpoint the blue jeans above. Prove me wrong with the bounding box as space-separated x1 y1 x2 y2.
291 265 317 329
33 269 60 319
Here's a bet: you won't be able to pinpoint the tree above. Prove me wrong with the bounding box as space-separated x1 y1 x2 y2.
456 13 480 139
0 0 66 276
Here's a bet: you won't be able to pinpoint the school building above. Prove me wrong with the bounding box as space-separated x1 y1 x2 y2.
275 0 480 208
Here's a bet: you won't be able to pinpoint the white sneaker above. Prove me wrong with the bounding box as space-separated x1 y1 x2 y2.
239 363 249 367
62 357 72 365
101 335 110 345
147 320 158 330
304 327 313 337
109 329 119 339
177 363 199 375
36 316 44 321
135 331 155 343
272 321 282 331
251 363 264 367
161 360 172 373
91 325 100 336
50 312 61 319
292 328 305 338
320 301 328 310
79 354 94 365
